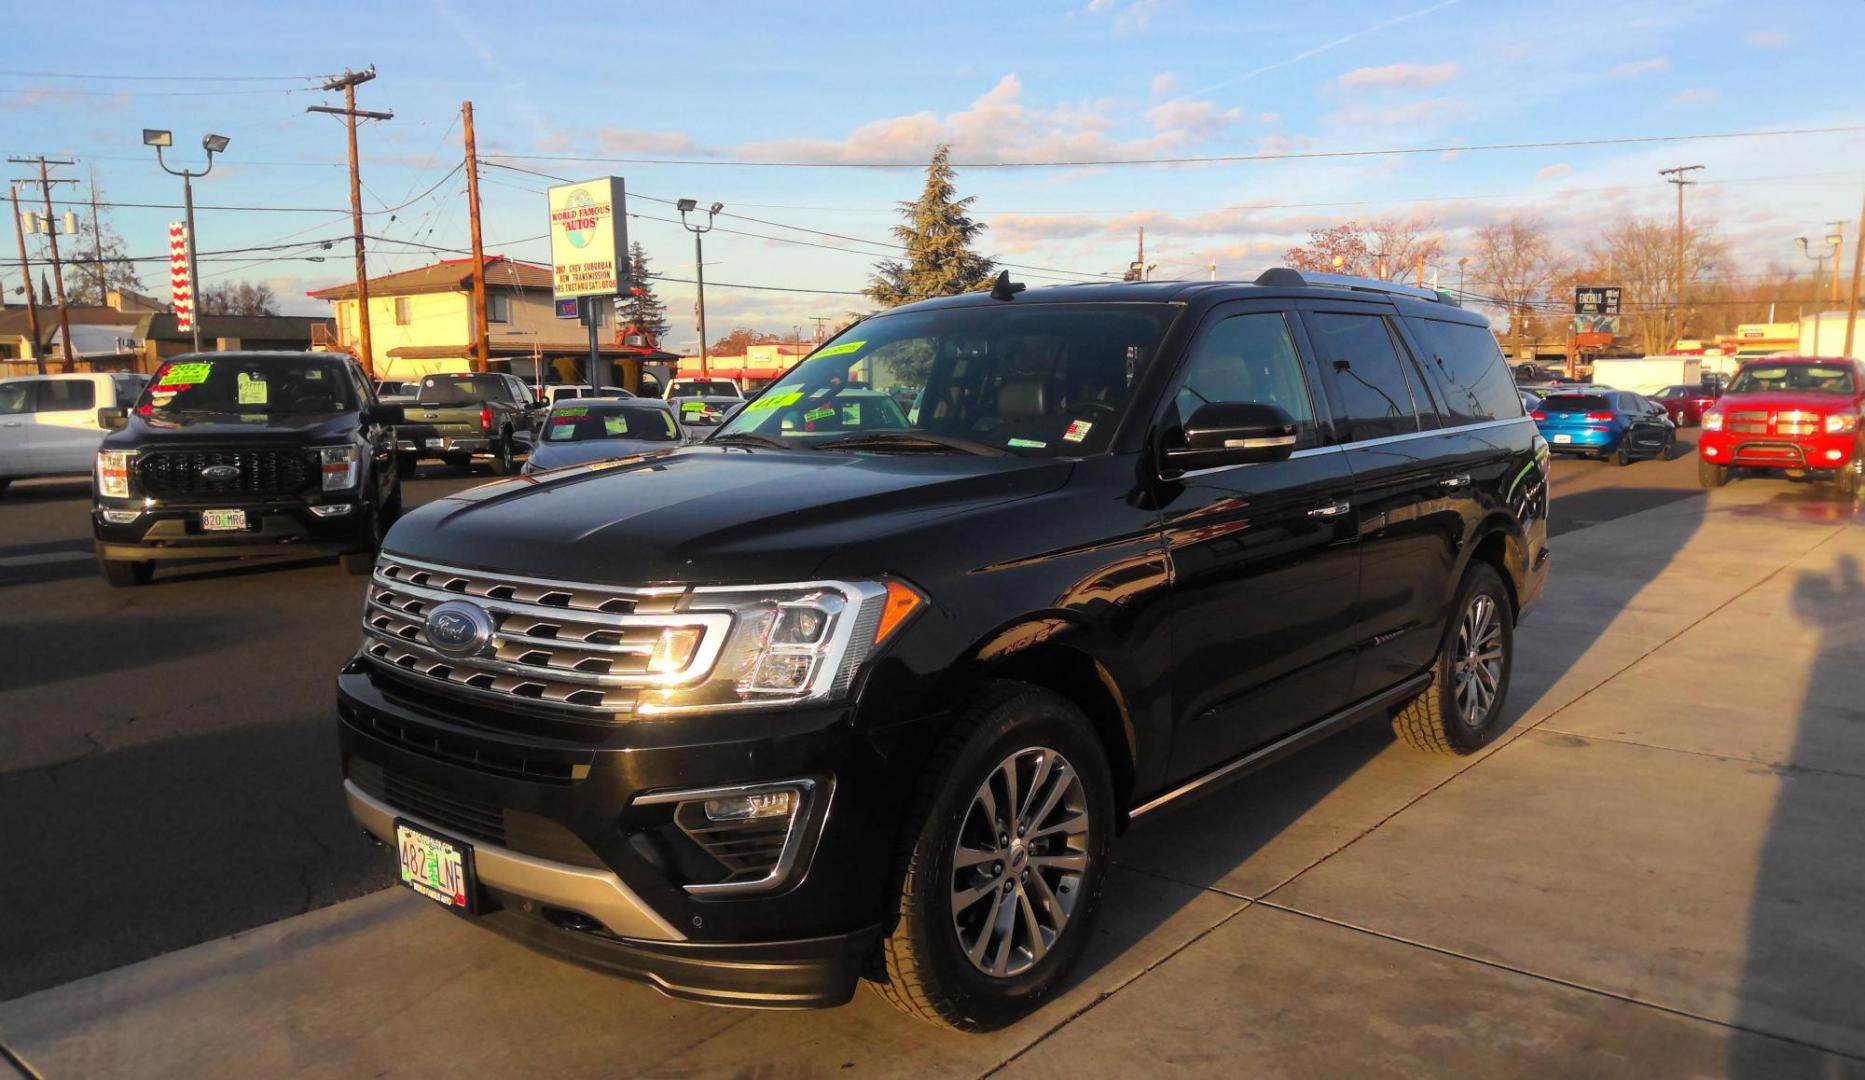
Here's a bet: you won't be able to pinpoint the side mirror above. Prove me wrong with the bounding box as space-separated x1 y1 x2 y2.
525 399 549 411
1164 402 1299 470
367 403 405 426
98 406 128 431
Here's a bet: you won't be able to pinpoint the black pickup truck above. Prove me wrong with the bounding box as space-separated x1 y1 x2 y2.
93 350 402 585
393 372 545 476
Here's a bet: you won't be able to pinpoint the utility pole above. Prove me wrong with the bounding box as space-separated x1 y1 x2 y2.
462 100 489 373
1846 188 1865 359
86 165 106 302
10 158 77 372
810 315 830 342
1828 220 1848 307
1659 165 1704 352
8 184 44 375
309 68 392 378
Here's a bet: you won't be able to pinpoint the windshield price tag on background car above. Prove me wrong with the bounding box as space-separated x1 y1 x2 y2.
1063 420 1092 443
747 389 804 412
1007 438 1047 449
804 406 833 423
814 340 865 359
158 362 212 388
236 372 267 405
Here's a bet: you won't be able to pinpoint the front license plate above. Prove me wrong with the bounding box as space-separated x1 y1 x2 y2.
200 509 247 531
1552 434 1574 444
396 820 476 912
425 438 444 449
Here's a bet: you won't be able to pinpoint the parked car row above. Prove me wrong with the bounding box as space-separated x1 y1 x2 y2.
1530 388 1676 466
0 372 147 495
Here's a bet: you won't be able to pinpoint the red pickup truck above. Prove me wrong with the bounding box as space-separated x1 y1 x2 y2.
1698 357 1863 501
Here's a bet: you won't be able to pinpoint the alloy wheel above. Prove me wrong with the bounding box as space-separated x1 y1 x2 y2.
949 746 1090 978
1451 594 1505 729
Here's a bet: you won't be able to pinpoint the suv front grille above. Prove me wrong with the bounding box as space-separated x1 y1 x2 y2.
360 555 731 718
136 448 312 497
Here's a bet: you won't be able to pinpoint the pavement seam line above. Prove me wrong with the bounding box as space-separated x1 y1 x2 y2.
0 1035 46 1080
1253 900 1865 1065
1253 519 1852 907
976 899 1255 1078
1536 724 1865 782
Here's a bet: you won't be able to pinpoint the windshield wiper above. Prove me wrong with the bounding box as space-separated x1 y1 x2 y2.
813 432 1008 457
707 431 793 449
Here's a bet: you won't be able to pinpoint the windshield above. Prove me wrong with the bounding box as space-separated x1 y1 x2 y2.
417 375 503 405
1538 394 1608 413
670 380 741 399
139 356 358 417
543 404 678 443
715 302 1178 456
1728 364 1858 396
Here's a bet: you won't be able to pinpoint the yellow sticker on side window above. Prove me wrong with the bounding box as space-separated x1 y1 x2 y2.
813 340 865 359
236 372 268 405
158 361 212 387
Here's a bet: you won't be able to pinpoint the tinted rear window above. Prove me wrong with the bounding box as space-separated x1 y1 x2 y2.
1539 395 1608 413
418 376 504 405
1307 312 1422 440
36 378 95 412
1407 319 1520 424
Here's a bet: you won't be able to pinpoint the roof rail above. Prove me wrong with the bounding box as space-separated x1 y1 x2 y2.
1254 267 1446 304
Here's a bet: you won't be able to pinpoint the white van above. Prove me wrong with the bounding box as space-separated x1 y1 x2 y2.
0 372 148 494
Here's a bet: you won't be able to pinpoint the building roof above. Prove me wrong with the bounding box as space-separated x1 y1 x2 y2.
0 305 144 346
139 313 326 343
305 256 551 301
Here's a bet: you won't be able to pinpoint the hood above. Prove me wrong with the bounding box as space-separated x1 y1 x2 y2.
1713 391 1860 413
104 409 359 448
527 438 678 471
389 445 1072 585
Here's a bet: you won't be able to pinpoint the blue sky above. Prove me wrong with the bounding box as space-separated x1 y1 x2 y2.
4 0 1863 349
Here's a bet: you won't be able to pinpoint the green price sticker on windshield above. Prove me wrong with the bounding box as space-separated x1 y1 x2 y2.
746 389 804 412
236 372 268 406
555 406 589 417
813 340 865 359
681 400 708 414
158 362 212 387
803 406 834 422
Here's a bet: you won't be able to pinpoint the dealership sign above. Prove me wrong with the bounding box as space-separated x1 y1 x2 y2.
1573 286 1621 316
547 177 627 300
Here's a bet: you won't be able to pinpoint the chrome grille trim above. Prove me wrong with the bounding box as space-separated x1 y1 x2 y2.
362 554 732 717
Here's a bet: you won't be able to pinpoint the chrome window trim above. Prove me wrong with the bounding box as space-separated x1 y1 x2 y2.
1176 416 1532 479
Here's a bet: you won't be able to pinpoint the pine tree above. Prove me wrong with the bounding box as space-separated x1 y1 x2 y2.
866 145 995 308
619 242 669 341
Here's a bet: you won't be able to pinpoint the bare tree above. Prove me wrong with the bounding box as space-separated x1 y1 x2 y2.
199 281 280 317
1473 216 1564 357
1587 215 1726 353
1284 216 1440 282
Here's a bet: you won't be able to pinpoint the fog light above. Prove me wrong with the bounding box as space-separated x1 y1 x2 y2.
101 509 140 524
308 503 355 517
1703 445 1719 458
648 626 703 674
1826 449 1845 462
703 790 794 822
752 653 813 690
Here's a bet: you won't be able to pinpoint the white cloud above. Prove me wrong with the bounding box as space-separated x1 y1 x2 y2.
1337 62 1461 92
1258 112 1280 125
1080 0 1168 34
1150 71 1179 96
1085 0 1113 11
1607 57 1669 79
1668 87 1719 106
1536 163 1571 180
1746 30 1786 46
1144 99 1244 138
1320 98 1468 128
597 127 703 156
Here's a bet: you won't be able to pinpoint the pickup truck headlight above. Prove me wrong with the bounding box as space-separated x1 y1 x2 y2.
96 450 132 498
317 445 360 491
636 579 925 714
1825 413 1859 434
1702 410 1723 432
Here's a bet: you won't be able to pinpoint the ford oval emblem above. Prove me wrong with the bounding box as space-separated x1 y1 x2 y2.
424 600 495 658
200 464 240 481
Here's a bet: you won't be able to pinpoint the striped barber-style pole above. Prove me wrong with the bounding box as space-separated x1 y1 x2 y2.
169 222 193 333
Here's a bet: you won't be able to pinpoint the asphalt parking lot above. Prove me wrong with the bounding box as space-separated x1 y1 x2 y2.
7 441 1863 1076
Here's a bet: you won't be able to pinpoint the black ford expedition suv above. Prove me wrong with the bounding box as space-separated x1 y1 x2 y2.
337 270 1549 1030
94 351 402 585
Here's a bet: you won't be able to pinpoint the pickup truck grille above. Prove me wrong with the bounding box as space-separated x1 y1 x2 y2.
1726 409 1823 437
136 448 312 497
360 555 730 718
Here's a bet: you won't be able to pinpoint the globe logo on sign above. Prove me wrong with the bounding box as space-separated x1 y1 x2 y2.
563 189 597 249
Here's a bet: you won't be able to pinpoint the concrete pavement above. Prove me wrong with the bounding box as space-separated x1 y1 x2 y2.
4 478 1862 1077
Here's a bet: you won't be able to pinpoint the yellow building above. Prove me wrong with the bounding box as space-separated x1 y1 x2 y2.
308 256 599 382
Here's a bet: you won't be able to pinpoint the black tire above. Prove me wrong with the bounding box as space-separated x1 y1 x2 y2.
1699 456 1730 489
0 478 11 496
1836 461 1862 505
871 680 1115 1031
395 454 418 480
1613 441 1632 467
97 554 153 587
489 431 516 476
1392 561 1514 755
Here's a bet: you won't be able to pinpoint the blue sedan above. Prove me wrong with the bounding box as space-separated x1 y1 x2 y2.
1532 389 1675 466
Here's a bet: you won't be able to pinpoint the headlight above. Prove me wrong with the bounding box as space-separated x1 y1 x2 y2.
1825 413 1859 434
1702 410 1723 432
317 445 360 491
96 450 132 498
636 579 924 714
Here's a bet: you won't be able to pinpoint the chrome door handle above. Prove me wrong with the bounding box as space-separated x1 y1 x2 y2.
1440 473 1472 490
1308 500 1351 519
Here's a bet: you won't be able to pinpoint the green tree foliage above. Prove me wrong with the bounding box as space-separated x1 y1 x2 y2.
866 145 995 310
620 242 669 341
708 325 786 355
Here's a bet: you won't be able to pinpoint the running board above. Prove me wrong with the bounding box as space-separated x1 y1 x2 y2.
1128 672 1434 820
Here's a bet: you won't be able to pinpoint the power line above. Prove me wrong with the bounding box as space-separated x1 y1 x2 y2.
481 124 1865 170
0 84 320 98
0 69 331 82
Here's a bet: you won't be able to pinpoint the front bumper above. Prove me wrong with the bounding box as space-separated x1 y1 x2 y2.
1699 431 1859 470
93 493 372 561
335 661 929 1008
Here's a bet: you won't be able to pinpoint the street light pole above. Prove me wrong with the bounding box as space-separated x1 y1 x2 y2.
678 199 721 378
146 130 228 354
